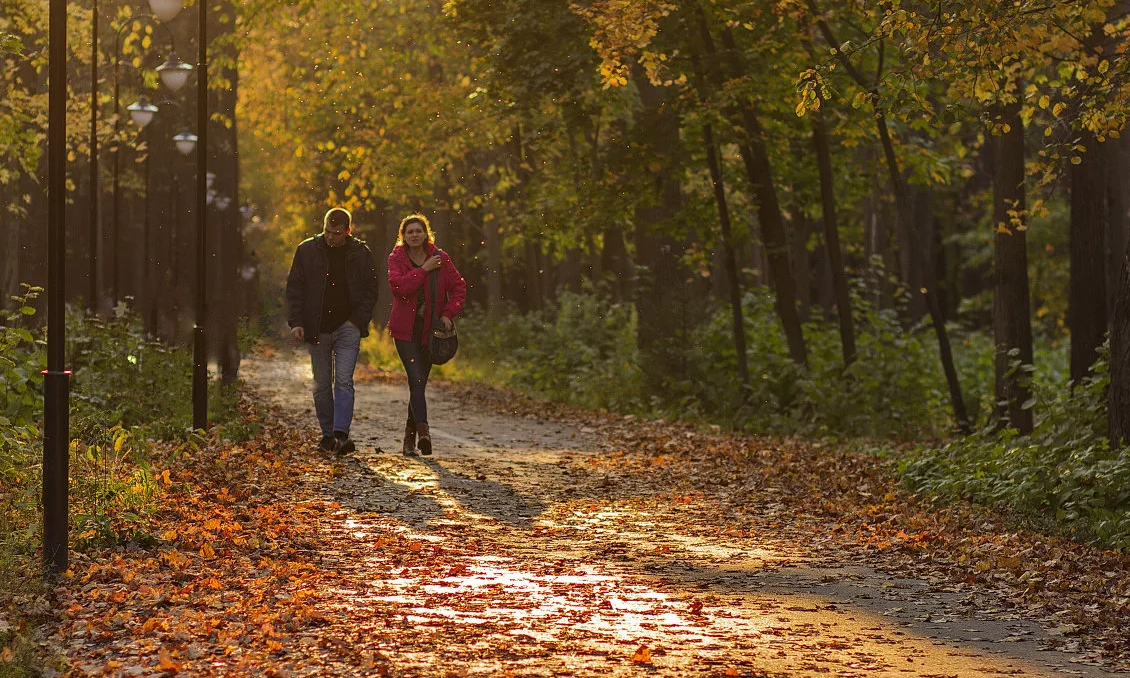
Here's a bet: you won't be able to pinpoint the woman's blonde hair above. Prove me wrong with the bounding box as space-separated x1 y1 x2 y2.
396 213 436 246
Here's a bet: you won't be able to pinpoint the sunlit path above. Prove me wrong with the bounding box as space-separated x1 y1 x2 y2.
241 352 1116 677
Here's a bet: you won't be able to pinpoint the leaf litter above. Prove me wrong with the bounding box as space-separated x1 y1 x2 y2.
40 353 1130 677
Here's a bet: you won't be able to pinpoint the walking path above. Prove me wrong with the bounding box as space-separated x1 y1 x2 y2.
231 351 1124 677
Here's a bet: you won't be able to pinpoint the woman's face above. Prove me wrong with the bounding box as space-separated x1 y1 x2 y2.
403 222 428 247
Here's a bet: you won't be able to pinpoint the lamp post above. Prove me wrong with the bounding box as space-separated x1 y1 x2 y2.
45 0 69 574
109 16 188 308
89 1 186 311
88 0 100 311
126 96 159 332
129 97 194 334
193 0 209 430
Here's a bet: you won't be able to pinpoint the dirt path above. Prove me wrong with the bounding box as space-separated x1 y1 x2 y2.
241 352 1120 677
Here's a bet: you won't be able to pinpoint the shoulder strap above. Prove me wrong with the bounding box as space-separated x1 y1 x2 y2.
430 267 440 324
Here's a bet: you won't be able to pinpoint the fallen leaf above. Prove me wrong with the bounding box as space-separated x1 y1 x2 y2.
629 645 652 663
157 650 179 674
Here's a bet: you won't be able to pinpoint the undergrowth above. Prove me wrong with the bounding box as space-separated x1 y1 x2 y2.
0 289 258 673
454 286 994 439
901 344 1130 550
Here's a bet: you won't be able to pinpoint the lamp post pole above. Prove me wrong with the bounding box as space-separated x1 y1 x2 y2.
44 0 70 575
88 0 100 311
91 1 187 314
193 0 209 430
127 97 159 333
134 97 194 334
110 18 180 308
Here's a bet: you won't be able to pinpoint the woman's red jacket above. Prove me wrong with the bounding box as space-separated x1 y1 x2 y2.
386 243 467 345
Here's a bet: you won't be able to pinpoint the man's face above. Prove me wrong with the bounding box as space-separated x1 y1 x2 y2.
324 222 350 248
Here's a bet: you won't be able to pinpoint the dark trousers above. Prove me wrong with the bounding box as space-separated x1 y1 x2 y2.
395 337 432 425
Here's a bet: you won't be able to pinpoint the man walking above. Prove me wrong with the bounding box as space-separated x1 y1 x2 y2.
286 207 378 453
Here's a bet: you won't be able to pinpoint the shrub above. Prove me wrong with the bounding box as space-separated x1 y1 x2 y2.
453 287 996 439
901 343 1130 549
458 290 646 412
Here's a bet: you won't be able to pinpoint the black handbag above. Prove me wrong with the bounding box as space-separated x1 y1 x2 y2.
428 264 458 365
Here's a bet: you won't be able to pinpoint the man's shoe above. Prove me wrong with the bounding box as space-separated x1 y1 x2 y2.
416 423 432 456
318 436 338 452
333 431 356 454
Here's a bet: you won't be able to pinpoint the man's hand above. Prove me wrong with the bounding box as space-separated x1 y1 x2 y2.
290 326 305 342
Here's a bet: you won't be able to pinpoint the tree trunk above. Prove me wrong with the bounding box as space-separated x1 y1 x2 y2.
790 205 812 323
805 4 968 429
524 240 543 313
702 122 750 389
874 116 969 431
1109 243 1130 445
812 109 857 366
632 71 690 394
600 226 630 301
706 21 807 365
991 103 1034 434
1069 130 1109 383
1107 135 1130 321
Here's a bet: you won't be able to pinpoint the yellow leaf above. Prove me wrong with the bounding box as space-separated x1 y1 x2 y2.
1052 102 1066 117
629 645 652 663
725 669 740 677
1038 95 1050 109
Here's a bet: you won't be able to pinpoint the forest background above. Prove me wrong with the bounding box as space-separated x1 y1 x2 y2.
6 0 1130 647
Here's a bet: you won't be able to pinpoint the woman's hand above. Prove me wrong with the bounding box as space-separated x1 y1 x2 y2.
422 255 442 272
439 316 453 331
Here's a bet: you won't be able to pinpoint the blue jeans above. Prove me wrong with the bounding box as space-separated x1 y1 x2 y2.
395 338 432 424
307 322 361 436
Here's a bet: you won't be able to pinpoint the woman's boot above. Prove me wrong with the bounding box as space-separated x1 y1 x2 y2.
417 422 432 456
402 420 417 455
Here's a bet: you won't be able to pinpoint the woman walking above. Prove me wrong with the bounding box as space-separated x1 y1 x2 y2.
387 214 467 455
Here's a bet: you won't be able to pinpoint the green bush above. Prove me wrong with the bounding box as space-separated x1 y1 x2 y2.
455 286 999 439
1 296 259 673
66 306 254 441
901 343 1130 549
458 291 645 412
0 285 46 434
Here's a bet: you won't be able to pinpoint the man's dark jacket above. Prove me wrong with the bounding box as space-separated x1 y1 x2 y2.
285 234 378 344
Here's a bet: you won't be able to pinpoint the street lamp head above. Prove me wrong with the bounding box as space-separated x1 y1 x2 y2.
157 52 193 92
206 171 216 189
148 0 184 23
127 94 159 128
214 194 232 211
173 128 197 155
